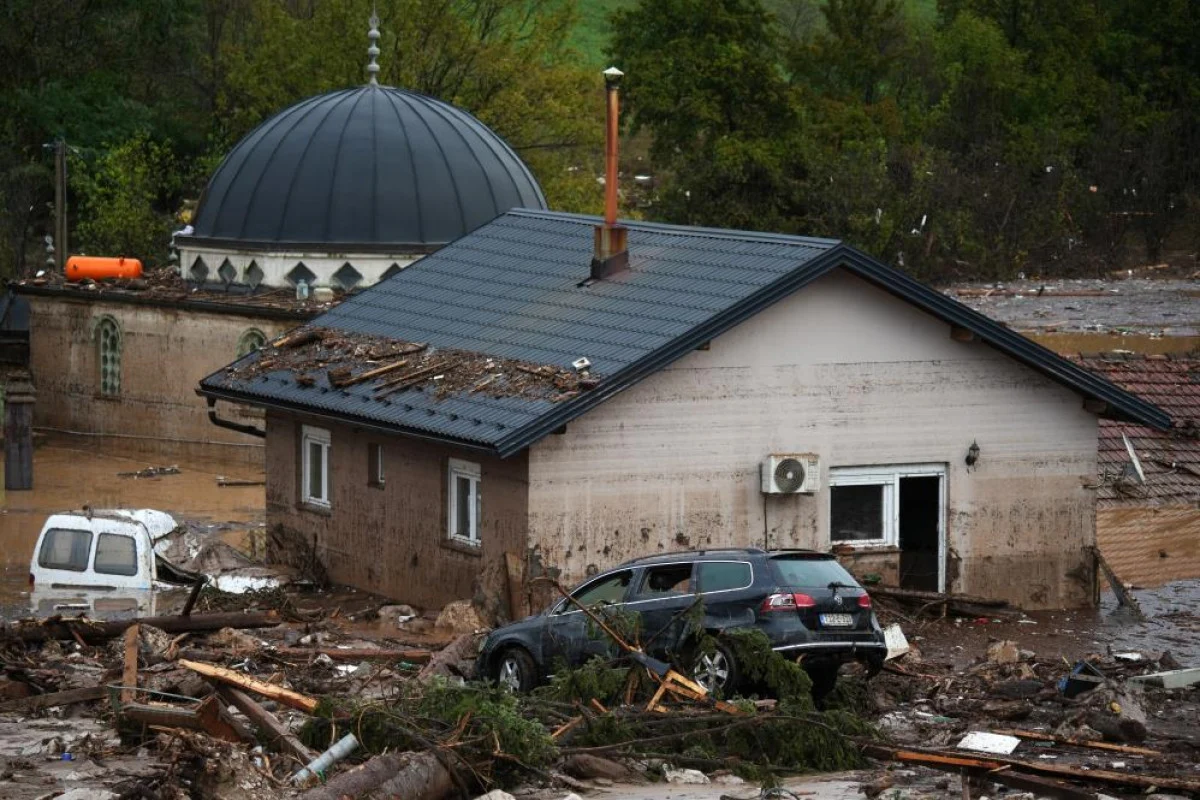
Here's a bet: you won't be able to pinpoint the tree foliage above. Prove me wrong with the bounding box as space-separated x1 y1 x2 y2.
2 0 1199 280
612 0 1200 280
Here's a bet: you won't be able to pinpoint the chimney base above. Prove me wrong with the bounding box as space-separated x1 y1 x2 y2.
591 224 629 280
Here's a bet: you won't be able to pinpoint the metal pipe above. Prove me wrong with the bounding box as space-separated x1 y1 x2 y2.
206 397 266 438
603 67 623 226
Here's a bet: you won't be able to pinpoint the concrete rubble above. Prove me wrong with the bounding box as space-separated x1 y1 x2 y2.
0 578 1198 800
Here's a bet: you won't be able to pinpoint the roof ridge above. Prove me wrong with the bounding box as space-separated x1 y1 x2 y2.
505 209 842 248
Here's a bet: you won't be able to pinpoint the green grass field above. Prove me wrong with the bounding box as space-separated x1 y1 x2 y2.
569 0 939 67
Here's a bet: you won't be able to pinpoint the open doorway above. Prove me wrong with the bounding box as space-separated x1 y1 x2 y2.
899 476 942 591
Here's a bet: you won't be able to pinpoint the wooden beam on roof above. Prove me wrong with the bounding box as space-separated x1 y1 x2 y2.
950 325 975 342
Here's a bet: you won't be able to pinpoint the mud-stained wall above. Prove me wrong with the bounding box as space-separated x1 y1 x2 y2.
23 294 293 464
526 268 1100 609
1098 506 1200 587
265 412 529 610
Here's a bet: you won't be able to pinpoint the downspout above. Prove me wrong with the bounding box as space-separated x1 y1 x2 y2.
204 395 265 438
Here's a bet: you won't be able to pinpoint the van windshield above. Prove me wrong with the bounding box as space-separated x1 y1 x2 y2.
770 556 859 589
38 529 93 572
94 533 138 576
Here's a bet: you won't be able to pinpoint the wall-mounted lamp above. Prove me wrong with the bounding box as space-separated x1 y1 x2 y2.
965 440 980 470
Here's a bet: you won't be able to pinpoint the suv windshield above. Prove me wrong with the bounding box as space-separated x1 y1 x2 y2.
771 556 859 589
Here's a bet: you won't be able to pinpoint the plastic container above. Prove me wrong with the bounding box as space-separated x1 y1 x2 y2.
65 256 143 282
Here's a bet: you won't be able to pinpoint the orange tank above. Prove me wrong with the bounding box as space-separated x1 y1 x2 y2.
65 256 143 282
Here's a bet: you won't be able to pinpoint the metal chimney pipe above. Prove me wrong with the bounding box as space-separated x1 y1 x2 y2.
590 67 630 281
603 67 623 226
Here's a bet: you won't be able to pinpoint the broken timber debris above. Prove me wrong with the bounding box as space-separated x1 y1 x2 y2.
861 740 1200 794
230 326 597 403
218 685 316 764
177 659 318 713
1092 547 1146 619
3 610 279 643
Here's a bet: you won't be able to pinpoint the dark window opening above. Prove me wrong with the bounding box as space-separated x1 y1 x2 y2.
831 484 885 542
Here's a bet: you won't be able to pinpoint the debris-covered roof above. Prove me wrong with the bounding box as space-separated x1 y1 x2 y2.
1073 353 1200 505
200 209 1170 455
11 268 329 320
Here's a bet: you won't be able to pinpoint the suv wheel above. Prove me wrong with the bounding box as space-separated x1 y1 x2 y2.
692 640 738 696
493 647 536 692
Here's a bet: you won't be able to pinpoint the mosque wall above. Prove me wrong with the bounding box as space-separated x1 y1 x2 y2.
176 245 421 290
23 293 294 465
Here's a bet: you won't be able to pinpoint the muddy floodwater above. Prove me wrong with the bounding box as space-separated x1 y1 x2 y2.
0 437 265 620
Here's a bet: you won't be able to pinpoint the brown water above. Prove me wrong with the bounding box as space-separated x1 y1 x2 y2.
0 438 265 620
1030 331 1200 356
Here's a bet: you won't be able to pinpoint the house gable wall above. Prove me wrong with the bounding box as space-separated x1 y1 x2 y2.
264 412 529 611
527 268 1099 609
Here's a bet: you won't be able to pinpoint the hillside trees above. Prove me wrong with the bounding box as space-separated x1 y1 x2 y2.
613 0 1200 279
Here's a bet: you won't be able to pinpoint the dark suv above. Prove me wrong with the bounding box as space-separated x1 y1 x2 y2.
477 548 886 697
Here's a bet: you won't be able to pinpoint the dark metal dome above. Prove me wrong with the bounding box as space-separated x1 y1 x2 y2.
187 85 548 251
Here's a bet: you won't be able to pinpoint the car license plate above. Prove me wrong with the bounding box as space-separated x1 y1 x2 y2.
820 613 854 627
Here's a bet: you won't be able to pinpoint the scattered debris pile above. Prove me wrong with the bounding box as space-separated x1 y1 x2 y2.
856 635 1200 798
0 583 873 799
227 327 600 403
18 267 334 313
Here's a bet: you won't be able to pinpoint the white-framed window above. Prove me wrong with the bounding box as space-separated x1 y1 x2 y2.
368 442 385 488
301 426 331 507
829 464 944 547
447 458 481 544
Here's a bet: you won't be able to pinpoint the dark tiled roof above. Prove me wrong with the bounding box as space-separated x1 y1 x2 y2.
200 210 1169 455
1073 353 1200 505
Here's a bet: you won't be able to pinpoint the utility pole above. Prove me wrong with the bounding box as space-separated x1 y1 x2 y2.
53 139 67 271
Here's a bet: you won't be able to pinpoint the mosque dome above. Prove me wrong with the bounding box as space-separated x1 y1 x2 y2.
186 84 548 252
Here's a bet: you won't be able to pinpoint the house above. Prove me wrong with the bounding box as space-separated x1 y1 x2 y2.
10 20 546 465
198 208 1168 614
1071 353 1200 587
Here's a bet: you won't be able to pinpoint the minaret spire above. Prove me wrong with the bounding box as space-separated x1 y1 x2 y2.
366 3 381 86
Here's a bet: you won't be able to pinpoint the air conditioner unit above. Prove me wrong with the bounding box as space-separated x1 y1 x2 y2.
761 454 820 494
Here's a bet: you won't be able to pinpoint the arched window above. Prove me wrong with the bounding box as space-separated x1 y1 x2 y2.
237 328 267 358
95 316 122 396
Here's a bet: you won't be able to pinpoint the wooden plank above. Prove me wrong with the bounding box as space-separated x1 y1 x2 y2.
178 659 317 713
0 686 106 714
273 647 431 664
862 741 1200 794
339 358 410 387
1093 547 1145 619
219 686 316 764
990 728 1161 757
122 702 203 731
121 624 139 704
195 694 252 743
504 551 526 620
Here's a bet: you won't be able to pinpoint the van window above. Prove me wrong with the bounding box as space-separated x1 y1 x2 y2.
94 533 138 576
38 529 93 572
697 561 752 593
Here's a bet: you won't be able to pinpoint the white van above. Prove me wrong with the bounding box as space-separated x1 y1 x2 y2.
28 509 194 617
